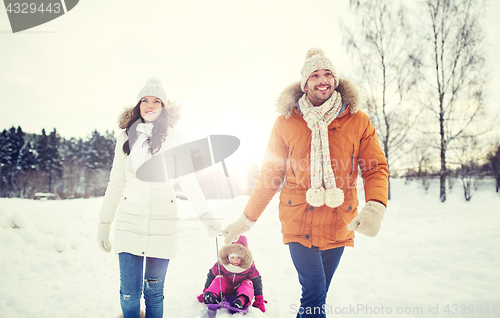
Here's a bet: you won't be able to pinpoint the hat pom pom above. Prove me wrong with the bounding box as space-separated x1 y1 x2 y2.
325 188 344 208
146 77 162 85
305 48 325 60
306 187 325 207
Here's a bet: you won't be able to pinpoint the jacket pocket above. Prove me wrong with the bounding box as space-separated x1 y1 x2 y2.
119 189 145 216
334 188 358 241
149 189 177 218
278 192 308 236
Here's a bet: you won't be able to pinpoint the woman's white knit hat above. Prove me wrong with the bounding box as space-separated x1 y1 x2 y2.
300 48 338 92
136 78 168 104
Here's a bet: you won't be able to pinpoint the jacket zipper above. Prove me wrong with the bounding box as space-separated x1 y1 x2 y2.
349 144 355 176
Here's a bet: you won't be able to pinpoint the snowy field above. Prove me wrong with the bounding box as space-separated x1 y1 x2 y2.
1 178 499 318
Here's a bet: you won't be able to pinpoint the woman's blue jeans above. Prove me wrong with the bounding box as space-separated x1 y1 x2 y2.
118 252 170 318
289 243 344 318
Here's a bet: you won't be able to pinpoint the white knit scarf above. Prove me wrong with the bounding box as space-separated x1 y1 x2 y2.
299 91 344 208
130 123 154 172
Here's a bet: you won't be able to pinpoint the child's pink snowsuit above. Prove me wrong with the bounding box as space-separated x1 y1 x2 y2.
203 236 262 303
206 275 255 301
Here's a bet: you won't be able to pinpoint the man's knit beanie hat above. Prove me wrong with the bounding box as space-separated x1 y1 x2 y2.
300 48 338 92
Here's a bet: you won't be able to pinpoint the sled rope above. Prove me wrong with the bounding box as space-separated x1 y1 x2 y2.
215 235 224 302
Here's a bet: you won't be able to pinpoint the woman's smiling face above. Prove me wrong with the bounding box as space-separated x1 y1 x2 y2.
140 96 163 122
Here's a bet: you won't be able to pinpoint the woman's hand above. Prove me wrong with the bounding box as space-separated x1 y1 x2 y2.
199 212 222 237
97 222 112 252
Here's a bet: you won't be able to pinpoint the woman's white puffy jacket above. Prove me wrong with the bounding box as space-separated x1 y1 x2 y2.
98 125 210 260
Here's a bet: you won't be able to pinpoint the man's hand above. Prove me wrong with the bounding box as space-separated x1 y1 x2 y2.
222 214 256 244
347 201 385 237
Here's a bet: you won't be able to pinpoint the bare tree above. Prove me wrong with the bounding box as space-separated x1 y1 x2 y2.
421 0 488 202
453 135 484 201
413 141 436 193
486 144 500 192
342 0 422 199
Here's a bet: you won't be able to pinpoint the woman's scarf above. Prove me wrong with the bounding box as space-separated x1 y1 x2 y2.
298 90 344 208
130 123 154 172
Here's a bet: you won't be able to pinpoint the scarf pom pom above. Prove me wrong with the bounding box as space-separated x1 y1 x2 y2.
325 188 344 208
306 187 325 207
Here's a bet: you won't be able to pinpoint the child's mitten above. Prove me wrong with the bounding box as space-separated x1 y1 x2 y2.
252 295 267 312
347 201 385 237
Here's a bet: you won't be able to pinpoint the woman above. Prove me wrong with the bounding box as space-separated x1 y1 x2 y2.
97 78 221 318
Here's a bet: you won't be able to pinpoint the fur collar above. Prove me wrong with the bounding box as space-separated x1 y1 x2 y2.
222 263 248 274
276 78 360 119
219 241 253 271
117 100 181 130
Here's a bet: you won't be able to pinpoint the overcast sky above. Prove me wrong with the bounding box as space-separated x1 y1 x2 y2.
1 0 499 166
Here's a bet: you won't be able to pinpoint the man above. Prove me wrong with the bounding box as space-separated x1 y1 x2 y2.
223 48 388 317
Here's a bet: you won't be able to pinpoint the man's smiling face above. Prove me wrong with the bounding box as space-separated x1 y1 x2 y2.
304 69 336 106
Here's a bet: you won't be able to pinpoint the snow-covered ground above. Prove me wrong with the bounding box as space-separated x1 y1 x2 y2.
1 178 499 318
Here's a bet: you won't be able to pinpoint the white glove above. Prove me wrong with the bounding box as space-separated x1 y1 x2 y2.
199 212 222 237
347 201 385 237
97 223 112 252
222 214 256 244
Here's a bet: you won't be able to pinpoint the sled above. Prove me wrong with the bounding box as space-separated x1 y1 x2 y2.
205 295 249 315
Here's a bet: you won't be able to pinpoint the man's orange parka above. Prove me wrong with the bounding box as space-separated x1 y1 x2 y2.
243 79 389 250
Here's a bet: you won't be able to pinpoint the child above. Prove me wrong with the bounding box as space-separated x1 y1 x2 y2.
197 235 266 312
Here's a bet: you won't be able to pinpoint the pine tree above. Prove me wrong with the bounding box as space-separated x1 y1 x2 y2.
15 137 38 198
0 129 8 197
83 130 115 197
85 130 115 170
61 137 86 199
17 139 38 171
35 128 63 193
47 129 63 193
0 127 25 197
36 129 49 176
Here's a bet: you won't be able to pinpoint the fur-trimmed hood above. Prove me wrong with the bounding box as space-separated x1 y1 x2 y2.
276 78 360 119
219 235 253 271
117 100 181 130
